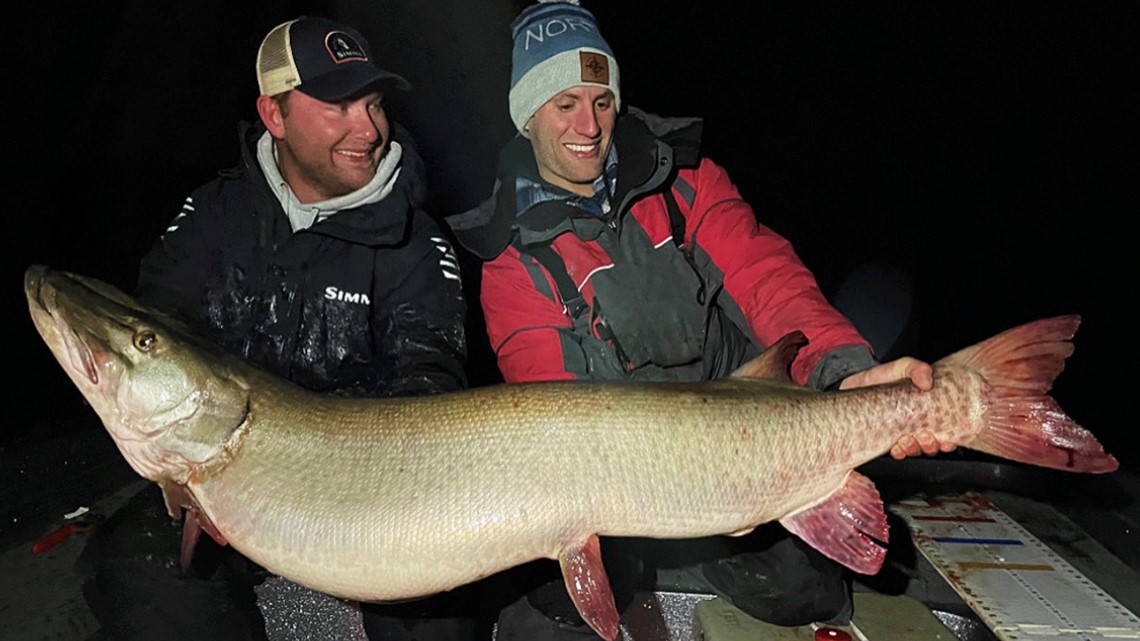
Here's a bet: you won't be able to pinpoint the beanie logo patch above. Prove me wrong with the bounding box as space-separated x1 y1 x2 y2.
325 31 368 64
579 51 610 85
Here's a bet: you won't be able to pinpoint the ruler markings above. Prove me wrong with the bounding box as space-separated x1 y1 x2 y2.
890 491 1140 640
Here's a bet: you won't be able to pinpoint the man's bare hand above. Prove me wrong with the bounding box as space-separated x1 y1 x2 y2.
838 356 932 392
888 431 958 460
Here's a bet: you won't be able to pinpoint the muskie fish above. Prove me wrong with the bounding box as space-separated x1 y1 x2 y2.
25 264 1118 640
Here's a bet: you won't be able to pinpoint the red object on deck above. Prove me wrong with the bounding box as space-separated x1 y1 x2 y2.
815 627 852 641
32 524 75 555
31 517 100 555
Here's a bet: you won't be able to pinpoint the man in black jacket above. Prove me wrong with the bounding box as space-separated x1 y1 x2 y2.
80 16 471 641
137 16 466 399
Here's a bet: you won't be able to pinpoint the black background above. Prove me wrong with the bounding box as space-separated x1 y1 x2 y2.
10 1 1136 470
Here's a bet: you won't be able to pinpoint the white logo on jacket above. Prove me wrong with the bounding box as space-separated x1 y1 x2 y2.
433 236 462 283
324 287 371 305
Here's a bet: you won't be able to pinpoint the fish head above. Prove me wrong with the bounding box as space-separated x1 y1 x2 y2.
25 265 251 485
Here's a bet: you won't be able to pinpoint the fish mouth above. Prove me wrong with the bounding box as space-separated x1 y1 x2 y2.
62 325 100 385
26 270 101 386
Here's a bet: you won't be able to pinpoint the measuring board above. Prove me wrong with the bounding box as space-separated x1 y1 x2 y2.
891 491 1140 640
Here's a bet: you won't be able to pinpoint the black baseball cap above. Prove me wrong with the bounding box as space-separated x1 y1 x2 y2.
256 16 411 101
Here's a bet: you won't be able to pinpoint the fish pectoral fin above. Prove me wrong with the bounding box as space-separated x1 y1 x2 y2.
778 471 889 575
558 534 620 641
159 482 188 520
161 482 228 572
190 505 228 547
177 506 230 572
178 512 202 572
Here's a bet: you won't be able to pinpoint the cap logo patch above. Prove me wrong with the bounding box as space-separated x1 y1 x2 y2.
325 31 368 64
579 51 609 85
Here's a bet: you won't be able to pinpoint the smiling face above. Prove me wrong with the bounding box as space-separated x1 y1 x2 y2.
257 89 391 204
525 85 616 197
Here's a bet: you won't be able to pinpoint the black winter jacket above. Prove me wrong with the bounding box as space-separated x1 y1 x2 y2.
136 122 467 397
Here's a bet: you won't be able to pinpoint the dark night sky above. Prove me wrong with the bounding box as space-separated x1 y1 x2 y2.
10 2 1136 469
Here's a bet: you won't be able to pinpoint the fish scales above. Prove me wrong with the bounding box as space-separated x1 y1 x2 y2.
193 374 964 601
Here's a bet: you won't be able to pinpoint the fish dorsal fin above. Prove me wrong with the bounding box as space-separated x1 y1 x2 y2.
778 471 889 575
730 330 807 383
558 534 620 641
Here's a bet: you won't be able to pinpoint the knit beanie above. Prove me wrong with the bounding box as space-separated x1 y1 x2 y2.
509 0 620 134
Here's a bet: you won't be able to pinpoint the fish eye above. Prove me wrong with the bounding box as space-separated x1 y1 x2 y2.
134 330 158 351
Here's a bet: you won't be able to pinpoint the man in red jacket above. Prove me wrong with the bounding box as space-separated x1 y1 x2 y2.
446 1 952 638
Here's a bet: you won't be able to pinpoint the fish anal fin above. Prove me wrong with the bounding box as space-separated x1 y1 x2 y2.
728 526 756 537
558 534 620 641
779 471 889 575
730 331 806 382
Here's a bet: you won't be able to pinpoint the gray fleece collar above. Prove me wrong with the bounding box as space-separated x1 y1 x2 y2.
257 131 403 232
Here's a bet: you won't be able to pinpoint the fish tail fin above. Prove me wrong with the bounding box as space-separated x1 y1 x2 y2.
939 315 1118 474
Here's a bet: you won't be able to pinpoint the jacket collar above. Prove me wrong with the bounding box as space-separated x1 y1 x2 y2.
257 131 404 233
447 107 704 260
236 121 427 247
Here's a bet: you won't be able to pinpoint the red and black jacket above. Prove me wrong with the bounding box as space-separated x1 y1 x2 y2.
447 108 874 388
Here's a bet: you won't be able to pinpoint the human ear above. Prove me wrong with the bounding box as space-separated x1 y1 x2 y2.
256 94 286 138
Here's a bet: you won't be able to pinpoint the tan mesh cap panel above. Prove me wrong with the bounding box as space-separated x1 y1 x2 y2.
256 20 301 96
